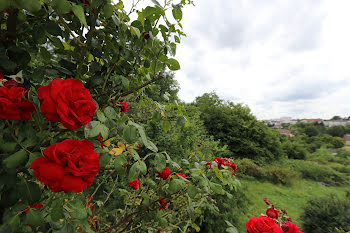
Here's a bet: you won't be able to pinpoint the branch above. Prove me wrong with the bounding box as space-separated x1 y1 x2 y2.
112 74 165 104
58 15 85 47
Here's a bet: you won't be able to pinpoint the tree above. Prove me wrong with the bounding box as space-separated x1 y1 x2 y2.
327 126 346 137
193 92 284 162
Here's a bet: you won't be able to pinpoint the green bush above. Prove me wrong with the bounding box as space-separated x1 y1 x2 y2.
301 194 350 233
237 158 265 179
282 140 308 159
264 166 298 185
289 160 350 186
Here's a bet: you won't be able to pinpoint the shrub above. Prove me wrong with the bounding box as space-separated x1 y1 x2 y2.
237 158 265 179
264 166 298 186
290 160 350 186
301 194 350 233
281 140 308 159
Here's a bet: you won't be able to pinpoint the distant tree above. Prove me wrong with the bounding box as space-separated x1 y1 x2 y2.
327 126 346 137
304 124 319 137
194 92 284 162
331 115 342 120
281 123 290 129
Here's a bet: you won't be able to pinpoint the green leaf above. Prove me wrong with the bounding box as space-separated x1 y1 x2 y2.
213 167 224 182
151 0 161 7
209 182 224 194
123 125 138 144
129 122 158 152
0 0 10 12
129 162 141 180
26 209 43 227
60 223 74 233
8 215 20 232
172 8 182 21
16 0 41 13
52 0 71 14
152 153 166 172
51 199 64 221
96 110 106 122
19 181 41 203
3 149 28 169
103 3 113 18
168 179 185 193
65 199 87 219
104 106 117 119
139 161 147 174
114 155 128 175
166 58 180 71
162 120 171 132
187 184 198 198
72 4 87 28
0 142 17 153
85 121 109 139
130 26 141 38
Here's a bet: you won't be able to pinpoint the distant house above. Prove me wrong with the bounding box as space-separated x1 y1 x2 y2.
278 129 293 137
344 134 350 145
324 120 350 127
301 119 323 123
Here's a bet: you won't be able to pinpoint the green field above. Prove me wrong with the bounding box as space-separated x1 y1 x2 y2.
238 178 348 230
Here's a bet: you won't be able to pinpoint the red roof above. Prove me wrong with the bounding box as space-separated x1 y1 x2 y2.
344 134 350 141
279 129 291 134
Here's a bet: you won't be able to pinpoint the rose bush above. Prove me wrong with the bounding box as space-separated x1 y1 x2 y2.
0 0 245 232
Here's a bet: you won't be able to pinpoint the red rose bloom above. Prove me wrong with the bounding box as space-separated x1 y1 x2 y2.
37 78 96 130
156 167 171 180
214 157 225 169
159 198 168 210
23 203 43 214
176 173 187 179
205 162 212 168
284 221 303 233
4 80 22 88
227 162 237 172
31 139 100 193
246 216 283 233
0 86 36 120
264 198 270 205
266 208 279 219
128 179 139 190
120 101 128 112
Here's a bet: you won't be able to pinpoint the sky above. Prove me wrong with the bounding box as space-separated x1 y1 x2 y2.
127 0 350 120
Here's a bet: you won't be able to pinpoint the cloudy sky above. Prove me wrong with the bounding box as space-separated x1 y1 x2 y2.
171 0 350 119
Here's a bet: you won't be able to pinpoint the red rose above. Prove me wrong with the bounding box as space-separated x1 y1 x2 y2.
0 86 36 120
264 198 270 205
31 139 100 193
159 198 168 210
246 216 283 233
4 80 22 88
284 221 303 233
205 162 212 168
227 162 237 172
214 157 225 169
156 167 171 180
37 78 96 130
120 101 128 112
23 203 43 214
176 173 187 179
128 179 139 190
266 208 279 219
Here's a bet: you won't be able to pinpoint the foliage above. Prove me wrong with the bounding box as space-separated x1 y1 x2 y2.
281 140 308 160
264 166 298 186
193 92 284 162
236 158 265 179
301 194 350 233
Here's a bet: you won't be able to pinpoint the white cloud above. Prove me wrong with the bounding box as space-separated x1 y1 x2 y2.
175 0 350 119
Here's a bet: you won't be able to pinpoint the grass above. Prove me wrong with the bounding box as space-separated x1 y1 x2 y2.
343 145 350 151
239 178 349 230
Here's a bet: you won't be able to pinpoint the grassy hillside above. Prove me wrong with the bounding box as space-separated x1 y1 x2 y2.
240 178 348 229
